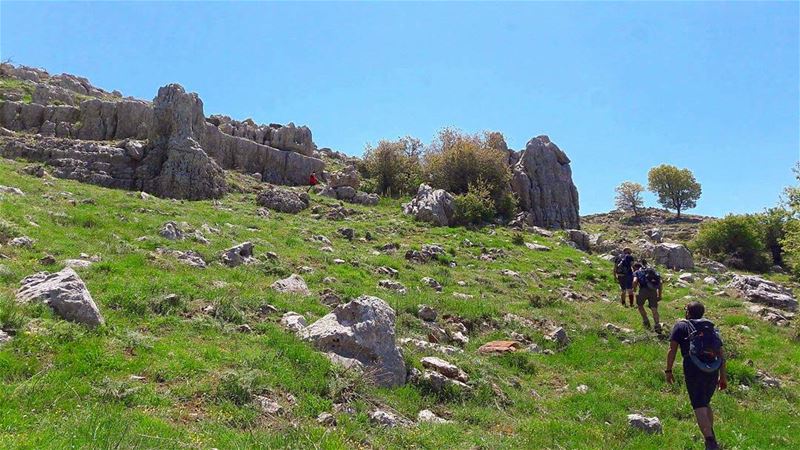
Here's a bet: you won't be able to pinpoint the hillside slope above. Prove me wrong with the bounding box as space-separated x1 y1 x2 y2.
0 160 798 449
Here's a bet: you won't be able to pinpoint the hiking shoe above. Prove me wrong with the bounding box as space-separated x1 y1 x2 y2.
642 321 652 330
654 324 663 334
704 436 720 450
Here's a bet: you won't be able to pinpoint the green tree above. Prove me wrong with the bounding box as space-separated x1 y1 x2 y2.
647 164 702 218
360 136 423 197
780 163 800 277
614 181 645 217
758 207 790 266
692 214 767 271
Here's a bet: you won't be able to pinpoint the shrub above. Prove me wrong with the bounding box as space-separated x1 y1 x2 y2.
453 180 496 225
692 214 768 271
614 181 645 216
360 136 423 197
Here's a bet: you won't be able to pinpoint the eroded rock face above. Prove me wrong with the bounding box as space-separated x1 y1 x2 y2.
16 267 104 327
510 136 579 229
256 185 310 213
300 295 406 387
650 243 694 270
729 275 798 311
403 184 455 227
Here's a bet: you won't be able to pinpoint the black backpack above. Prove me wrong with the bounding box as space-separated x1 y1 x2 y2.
685 319 723 373
614 255 630 275
642 268 661 289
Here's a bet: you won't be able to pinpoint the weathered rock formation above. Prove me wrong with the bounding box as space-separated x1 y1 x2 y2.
646 242 694 270
510 136 580 229
256 185 310 213
300 295 406 387
728 275 798 311
403 184 455 227
16 267 104 327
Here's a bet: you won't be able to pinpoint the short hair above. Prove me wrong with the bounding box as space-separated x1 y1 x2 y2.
686 301 705 319
623 247 632 254
633 262 642 269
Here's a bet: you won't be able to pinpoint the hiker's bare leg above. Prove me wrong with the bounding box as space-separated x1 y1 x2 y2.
707 406 714 434
651 307 660 328
628 290 634 306
637 304 649 325
694 407 714 438
620 289 626 305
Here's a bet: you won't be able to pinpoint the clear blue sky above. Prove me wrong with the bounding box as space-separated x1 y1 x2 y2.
1 1 798 217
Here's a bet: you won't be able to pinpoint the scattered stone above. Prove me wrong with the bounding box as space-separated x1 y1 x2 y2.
312 235 332 246
399 338 462 355
337 227 355 241
651 243 694 270
301 296 406 387
566 229 590 252
38 254 56 265
155 248 207 268
265 251 279 260
280 312 307 333
271 274 311 296
9 236 34 247
379 242 401 253
323 277 337 284
158 221 183 240
0 330 11 346
417 409 451 424
376 266 399 277
452 292 473 300
421 277 443 292
369 409 411 428
316 412 337 426
703 276 718 285
16 267 104 327
403 184 456 227
678 273 694 283
756 370 781 388
319 289 341 307
477 340 522 354
700 260 728 274
450 331 469 347
525 242 551 251
256 185 309 213
378 279 407 294
500 269 522 279
221 242 256 267
575 384 589 394
421 356 468 382
627 414 662 434
255 395 284 415
604 323 633 334
0 185 24 196
728 275 797 311
236 324 253 333
546 327 569 346
418 304 438 322
298 266 314 274
745 303 795 326
422 369 470 392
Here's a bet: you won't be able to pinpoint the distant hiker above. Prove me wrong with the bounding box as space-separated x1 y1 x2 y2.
666 301 727 450
307 171 319 192
613 247 635 307
632 262 663 331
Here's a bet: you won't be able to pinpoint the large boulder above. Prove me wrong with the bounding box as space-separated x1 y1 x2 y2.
651 243 694 270
300 295 406 387
256 185 309 213
16 267 104 327
728 275 798 311
137 84 227 200
328 165 360 190
403 184 455 227
510 136 580 229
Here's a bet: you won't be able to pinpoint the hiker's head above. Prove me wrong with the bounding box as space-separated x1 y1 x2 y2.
640 258 648 267
311 171 316 175
685 301 705 319
633 262 642 270
623 247 632 255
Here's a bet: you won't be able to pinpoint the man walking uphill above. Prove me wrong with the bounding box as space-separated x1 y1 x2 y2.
632 262 663 332
666 301 727 450
613 247 635 307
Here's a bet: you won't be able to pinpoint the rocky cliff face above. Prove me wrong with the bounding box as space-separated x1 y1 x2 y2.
0 63 325 198
510 136 580 229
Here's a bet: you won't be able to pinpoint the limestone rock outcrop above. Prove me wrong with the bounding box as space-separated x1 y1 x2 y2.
728 275 798 311
16 267 104 327
647 242 694 270
300 295 406 387
256 185 310 213
510 136 579 229
403 184 455 227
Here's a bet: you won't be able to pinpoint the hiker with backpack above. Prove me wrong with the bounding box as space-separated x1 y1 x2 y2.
613 247 635 307
666 301 727 450
632 262 663 332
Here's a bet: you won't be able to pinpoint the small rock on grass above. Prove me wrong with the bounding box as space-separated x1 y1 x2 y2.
417 409 451 424
627 414 662 434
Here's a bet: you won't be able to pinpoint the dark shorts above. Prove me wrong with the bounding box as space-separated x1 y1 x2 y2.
684 362 719 409
617 273 633 290
636 288 659 307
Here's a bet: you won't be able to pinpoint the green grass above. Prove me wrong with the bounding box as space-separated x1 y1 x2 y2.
0 158 798 449
0 77 35 104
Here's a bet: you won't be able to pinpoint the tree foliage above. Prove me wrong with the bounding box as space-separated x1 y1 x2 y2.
614 181 645 216
692 214 767 271
780 163 800 277
360 136 423 197
647 165 701 218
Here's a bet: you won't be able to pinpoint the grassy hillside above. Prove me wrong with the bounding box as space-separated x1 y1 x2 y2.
0 159 797 449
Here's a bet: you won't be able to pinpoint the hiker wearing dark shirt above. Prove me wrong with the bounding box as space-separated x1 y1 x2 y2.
632 262 663 332
666 301 727 450
612 247 635 307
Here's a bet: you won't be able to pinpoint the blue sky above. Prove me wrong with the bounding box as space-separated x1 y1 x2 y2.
1 1 797 217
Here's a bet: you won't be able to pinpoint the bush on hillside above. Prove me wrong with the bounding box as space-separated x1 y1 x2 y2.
453 180 496 225
360 136 423 197
692 214 768 271
425 128 515 219
780 163 800 278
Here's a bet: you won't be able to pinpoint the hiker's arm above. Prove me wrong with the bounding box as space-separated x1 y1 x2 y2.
632 277 639 291
719 347 728 390
665 340 678 384
657 285 662 299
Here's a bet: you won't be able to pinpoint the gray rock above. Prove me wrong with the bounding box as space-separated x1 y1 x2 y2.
728 275 797 311
271 274 311 296
421 356 468 382
255 395 284 415
422 369 470 392
510 136 580 229
335 186 356 201
0 185 24 196
63 259 94 269
418 304 438 322
546 327 569 346
316 412 337 426
221 242 256 267
328 165 360 189
0 330 11 346
566 229 590 252
369 409 411 428
525 242 551 251
644 228 663 243
8 236 34 247
703 276 718 285
678 273 694 283
403 184 455 227
280 312 308 332
159 221 183 240
417 409 451 424
627 414 662 434
399 338 462 355
16 267 104 327
337 227 355 241
256 185 309 213
155 248 206 268
300 295 406 387
378 279 407 294
421 277 443 292
651 243 694 270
